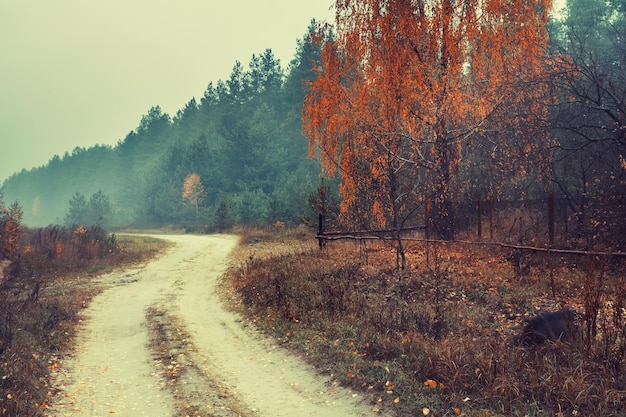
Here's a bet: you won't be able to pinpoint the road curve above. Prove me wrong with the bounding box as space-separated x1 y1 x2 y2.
48 234 376 417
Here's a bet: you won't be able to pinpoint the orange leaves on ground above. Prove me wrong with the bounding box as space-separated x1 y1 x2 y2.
424 378 443 388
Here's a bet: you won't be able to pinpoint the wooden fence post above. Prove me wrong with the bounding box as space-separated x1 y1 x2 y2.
477 195 482 239
318 213 324 249
488 195 494 241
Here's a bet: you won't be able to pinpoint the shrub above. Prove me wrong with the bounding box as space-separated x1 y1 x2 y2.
0 225 128 416
227 237 626 416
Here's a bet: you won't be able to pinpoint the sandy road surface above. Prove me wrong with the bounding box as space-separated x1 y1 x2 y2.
48 234 376 417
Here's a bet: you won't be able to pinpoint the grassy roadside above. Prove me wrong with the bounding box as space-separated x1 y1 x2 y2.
0 232 170 417
222 228 626 417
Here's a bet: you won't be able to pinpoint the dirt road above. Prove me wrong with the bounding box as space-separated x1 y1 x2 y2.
48 234 376 417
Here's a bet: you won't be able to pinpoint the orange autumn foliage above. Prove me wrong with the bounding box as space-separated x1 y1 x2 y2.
303 0 554 237
182 172 206 212
0 202 23 260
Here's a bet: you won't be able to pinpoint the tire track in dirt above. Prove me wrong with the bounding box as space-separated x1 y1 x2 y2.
48 234 377 417
146 305 254 416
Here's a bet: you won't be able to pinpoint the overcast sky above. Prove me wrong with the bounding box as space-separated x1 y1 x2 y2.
0 0 334 182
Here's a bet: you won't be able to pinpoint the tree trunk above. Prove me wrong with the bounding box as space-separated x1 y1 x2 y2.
433 133 455 240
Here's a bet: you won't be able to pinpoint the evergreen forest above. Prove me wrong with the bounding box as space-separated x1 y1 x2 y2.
2 22 327 229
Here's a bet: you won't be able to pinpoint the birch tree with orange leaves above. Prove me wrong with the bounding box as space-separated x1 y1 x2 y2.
304 0 554 243
182 173 206 213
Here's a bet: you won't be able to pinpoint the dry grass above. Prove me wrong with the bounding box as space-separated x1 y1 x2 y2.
223 229 626 417
0 229 170 417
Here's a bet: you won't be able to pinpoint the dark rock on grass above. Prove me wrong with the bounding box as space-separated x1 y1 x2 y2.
519 309 577 346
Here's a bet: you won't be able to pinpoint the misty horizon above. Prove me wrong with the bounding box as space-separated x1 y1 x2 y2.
0 0 334 182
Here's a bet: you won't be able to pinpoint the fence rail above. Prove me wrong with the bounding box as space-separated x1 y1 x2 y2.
315 189 626 259
316 231 626 258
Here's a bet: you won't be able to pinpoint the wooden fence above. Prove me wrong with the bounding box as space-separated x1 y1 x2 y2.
315 192 626 259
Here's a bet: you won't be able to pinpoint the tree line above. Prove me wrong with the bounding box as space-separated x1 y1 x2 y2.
2 21 326 229
1 0 624 246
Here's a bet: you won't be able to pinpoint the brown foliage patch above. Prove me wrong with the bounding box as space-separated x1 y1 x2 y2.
0 230 169 417
224 230 626 416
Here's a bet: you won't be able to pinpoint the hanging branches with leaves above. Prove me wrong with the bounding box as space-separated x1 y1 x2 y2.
304 0 555 240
